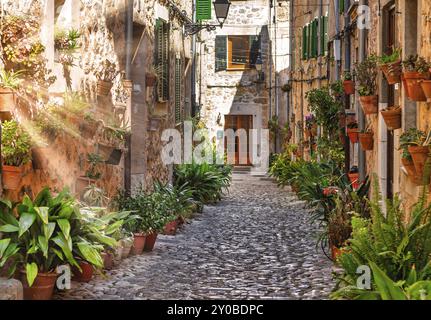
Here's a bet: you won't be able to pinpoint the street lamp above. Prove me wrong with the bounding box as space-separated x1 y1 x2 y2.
255 55 264 82
183 0 232 36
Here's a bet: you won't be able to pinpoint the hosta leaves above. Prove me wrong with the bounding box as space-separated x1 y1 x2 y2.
18 212 36 237
26 263 38 287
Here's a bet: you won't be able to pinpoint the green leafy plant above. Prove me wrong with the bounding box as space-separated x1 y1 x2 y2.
54 28 81 51
402 55 431 73
343 71 353 81
354 55 378 96
1 120 32 167
0 69 23 89
85 153 104 180
95 59 119 82
378 48 402 65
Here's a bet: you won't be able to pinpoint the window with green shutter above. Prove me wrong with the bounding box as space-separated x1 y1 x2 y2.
155 19 170 102
311 19 318 58
339 0 345 14
320 15 328 56
197 0 212 21
215 36 227 71
175 57 182 124
302 26 307 60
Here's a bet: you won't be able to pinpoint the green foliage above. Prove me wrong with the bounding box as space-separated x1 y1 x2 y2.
54 28 81 51
1 120 32 167
174 163 232 205
332 179 431 300
86 153 104 180
378 48 401 65
0 69 23 89
34 103 64 141
305 86 342 138
354 55 378 96
402 54 431 73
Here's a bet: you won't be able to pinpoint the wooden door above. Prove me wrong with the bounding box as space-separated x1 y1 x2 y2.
224 115 253 166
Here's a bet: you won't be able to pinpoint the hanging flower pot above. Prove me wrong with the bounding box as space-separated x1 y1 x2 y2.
131 233 146 255
380 60 402 85
144 233 158 252
2 165 23 190
346 128 359 144
347 173 360 189
419 80 431 102
20 271 58 300
359 132 374 151
97 80 113 96
72 261 94 283
381 107 401 130
163 220 178 236
0 87 16 113
401 157 417 178
403 72 428 102
343 80 355 95
408 146 430 179
359 95 378 115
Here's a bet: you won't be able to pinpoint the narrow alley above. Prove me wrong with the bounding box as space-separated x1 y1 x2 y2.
55 173 333 300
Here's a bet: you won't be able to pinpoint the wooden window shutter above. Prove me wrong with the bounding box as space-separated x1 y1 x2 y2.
175 57 182 123
339 0 344 14
196 0 212 21
215 36 227 71
312 19 318 58
155 20 169 102
323 16 328 56
307 24 312 59
302 26 307 60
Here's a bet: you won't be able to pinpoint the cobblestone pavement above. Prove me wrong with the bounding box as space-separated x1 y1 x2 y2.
56 174 334 300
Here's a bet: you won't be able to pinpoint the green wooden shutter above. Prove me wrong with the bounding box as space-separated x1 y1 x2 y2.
307 24 312 59
311 19 318 58
175 57 182 124
197 0 212 21
339 0 345 14
162 22 170 101
302 26 307 60
155 19 170 102
323 16 328 56
215 36 227 71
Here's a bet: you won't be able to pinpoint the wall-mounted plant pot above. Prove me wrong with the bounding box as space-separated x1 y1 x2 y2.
419 80 431 102
408 146 430 179
401 157 423 184
381 108 401 130
359 95 378 115
145 73 157 87
359 132 374 151
72 262 94 283
131 234 147 255
380 60 402 85
32 147 50 170
343 80 355 95
0 88 16 112
346 128 359 144
97 80 113 96
105 148 123 165
347 173 360 189
2 165 23 190
20 270 58 300
144 233 158 252
163 220 178 236
75 176 97 197
403 72 428 102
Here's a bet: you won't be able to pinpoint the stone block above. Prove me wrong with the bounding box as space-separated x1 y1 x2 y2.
0 278 23 300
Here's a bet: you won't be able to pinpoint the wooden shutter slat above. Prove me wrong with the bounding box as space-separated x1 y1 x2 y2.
197 0 212 21
215 36 227 71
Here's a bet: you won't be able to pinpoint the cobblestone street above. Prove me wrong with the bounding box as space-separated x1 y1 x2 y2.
56 174 334 300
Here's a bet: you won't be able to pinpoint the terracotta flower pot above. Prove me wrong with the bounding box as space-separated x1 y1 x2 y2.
0 87 16 112
144 233 158 252
419 80 431 102
401 157 423 184
145 73 157 87
359 132 374 151
348 173 360 189
343 80 355 95
381 108 401 130
163 220 178 236
72 262 94 283
359 95 378 115
346 128 359 144
121 240 133 259
408 146 430 179
101 252 114 270
2 165 23 190
97 80 113 96
131 234 146 255
380 60 402 85
20 271 58 300
403 72 428 102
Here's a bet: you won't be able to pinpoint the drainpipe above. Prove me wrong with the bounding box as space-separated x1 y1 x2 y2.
124 0 133 195
358 0 367 182
191 0 197 117
334 0 340 81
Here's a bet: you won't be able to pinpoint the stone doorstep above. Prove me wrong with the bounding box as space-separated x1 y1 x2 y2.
0 278 23 300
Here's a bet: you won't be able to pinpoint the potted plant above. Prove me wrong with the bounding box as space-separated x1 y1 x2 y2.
0 69 22 113
97 120 129 165
399 130 420 183
381 106 401 131
95 59 119 96
346 122 359 144
1 120 32 190
342 71 355 95
358 124 374 151
402 55 430 102
347 166 360 189
378 48 402 85
399 128 430 181
355 55 378 115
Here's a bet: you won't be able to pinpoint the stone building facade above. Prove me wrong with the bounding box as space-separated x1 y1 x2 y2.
0 0 193 199
197 0 289 172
